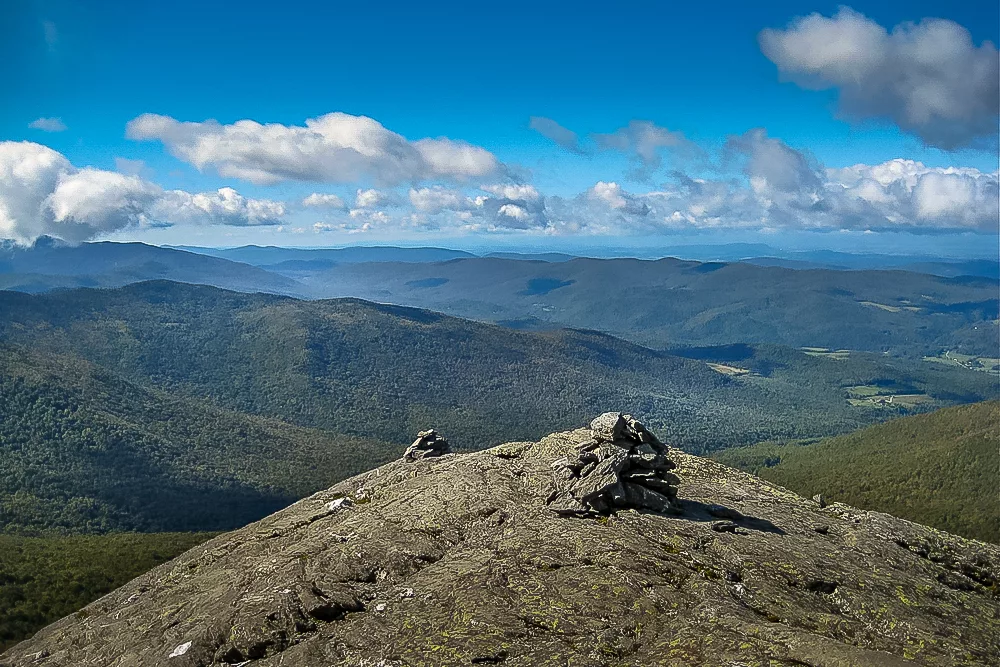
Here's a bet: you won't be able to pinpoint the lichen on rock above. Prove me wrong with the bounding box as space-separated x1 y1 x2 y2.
547 412 679 515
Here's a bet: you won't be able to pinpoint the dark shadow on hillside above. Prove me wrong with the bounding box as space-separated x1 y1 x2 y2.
519 278 575 296
670 499 786 535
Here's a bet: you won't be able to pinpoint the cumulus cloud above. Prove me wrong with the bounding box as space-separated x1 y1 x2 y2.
126 112 503 185
0 141 288 243
650 131 998 233
316 132 997 237
0 142 159 243
588 181 650 216
760 7 1000 150
480 183 541 202
593 120 700 175
354 188 396 209
827 159 998 231
153 188 286 227
29 117 67 132
529 117 583 153
505 133 997 235
302 192 346 209
408 186 471 214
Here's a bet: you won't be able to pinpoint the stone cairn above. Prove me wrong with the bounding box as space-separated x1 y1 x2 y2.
548 412 679 516
403 429 452 462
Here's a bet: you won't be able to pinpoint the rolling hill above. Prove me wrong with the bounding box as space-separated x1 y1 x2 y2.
171 244 476 267
2 242 996 360
713 401 1000 543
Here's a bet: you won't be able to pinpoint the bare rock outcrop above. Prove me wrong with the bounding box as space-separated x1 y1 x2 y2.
402 429 451 461
548 412 679 515
3 415 999 667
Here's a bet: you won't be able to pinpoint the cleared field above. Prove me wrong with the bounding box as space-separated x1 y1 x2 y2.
846 395 931 408
858 301 922 313
923 352 1000 374
706 362 751 376
801 347 850 359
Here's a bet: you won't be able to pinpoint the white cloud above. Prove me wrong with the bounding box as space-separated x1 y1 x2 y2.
0 141 288 243
154 188 286 227
29 117 67 133
498 203 529 221
829 159 998 231
0 142 158 243
760 8 999 149
126 112 503 185
354 188 394 209
302 192 346 209
480 183 541 202
588 181 650 216
408 186 471 214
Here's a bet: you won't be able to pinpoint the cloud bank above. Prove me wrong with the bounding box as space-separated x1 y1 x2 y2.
0 141 285 243
4 125 996 244
760 7 1000 150
126 112 503 185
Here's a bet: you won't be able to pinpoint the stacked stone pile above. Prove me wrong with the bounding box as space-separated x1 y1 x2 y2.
403 429 451 461
548 412 680 515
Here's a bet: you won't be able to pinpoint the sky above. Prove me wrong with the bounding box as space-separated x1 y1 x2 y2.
1 0 998 254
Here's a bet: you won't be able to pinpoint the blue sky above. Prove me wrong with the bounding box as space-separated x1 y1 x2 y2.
1 0 998 252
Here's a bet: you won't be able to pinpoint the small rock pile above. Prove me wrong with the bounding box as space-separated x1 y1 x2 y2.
403 429 452 462
549 412 680 515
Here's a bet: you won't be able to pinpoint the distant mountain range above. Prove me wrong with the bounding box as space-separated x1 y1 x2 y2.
2 240 996 358
0 238 299 295
167 244 476 266
301 256 998 356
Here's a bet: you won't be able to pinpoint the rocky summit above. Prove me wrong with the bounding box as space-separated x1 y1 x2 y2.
3 414 999 667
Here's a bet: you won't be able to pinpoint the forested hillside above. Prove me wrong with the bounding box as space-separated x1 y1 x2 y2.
0 346 399 533
0 532 214 651
2 282 994 455
714 401 1000 543
3 242 997 358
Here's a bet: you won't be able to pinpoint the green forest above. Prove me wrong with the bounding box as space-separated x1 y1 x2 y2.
714 401 1000 543
0 532 214 651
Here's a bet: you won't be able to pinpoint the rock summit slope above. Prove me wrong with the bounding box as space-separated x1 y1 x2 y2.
3 414 998 666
